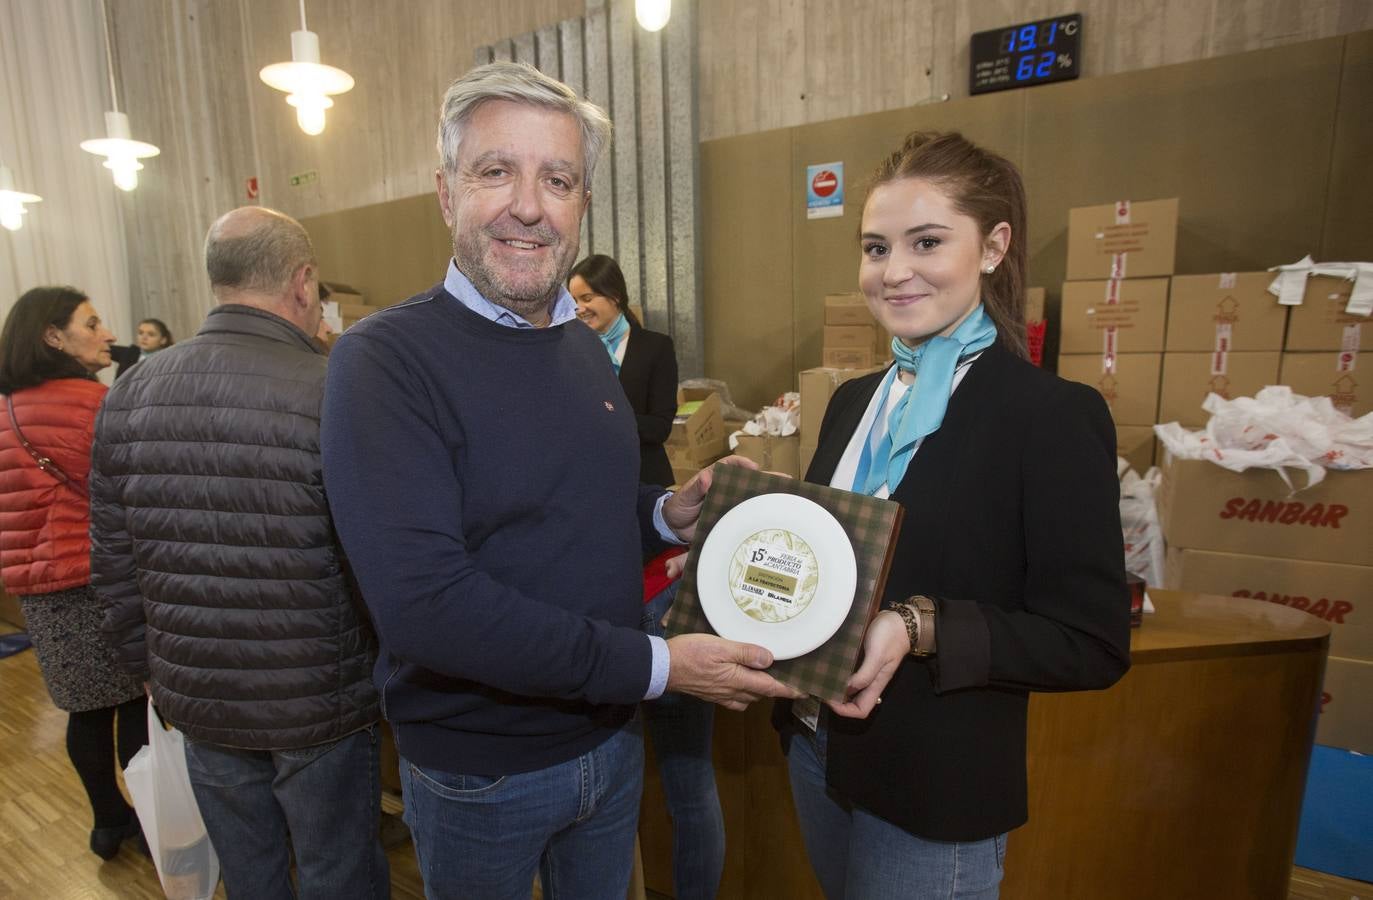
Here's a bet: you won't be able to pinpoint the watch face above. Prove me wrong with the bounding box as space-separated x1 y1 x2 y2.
726 528 819 623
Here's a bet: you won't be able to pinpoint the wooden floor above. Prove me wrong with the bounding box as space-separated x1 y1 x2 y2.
0 623 426 900
1 620 1366 899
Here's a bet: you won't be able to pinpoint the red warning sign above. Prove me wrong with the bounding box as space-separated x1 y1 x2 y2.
811 170 838 197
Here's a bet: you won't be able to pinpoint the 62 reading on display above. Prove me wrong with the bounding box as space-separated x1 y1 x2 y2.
970 14 1082 95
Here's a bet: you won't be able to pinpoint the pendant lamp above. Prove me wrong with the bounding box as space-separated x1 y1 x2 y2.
636 0 671 31
79 0 159 192
259 0 354 136
0 165 42 232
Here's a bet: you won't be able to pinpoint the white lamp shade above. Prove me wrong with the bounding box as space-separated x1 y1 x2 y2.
0 165 42 202
80 111 160 160
260 31 354 96
0 167 40 231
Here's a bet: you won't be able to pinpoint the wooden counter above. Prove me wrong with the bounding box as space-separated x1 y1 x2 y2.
639 590 1330 899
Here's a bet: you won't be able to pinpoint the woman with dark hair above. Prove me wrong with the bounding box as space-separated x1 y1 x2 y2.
569 255 723 896
0 286 148 860
568 254 679 488
111 316 174 378
777 132 1131 898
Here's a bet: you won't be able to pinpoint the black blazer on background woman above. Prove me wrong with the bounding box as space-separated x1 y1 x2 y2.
775 342 1131 841
616 326 678 488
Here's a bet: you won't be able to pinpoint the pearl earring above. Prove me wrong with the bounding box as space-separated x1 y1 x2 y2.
984 265 996 274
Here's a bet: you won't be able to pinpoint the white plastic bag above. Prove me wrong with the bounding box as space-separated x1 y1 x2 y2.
1155 386 1373 492
124 699 220 900
729 392 801 447
1119 465 1165 589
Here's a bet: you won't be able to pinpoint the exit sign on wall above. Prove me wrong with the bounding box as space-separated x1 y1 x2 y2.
970 14 1082 95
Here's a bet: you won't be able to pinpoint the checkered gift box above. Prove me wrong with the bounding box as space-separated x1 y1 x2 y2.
663 465 903 703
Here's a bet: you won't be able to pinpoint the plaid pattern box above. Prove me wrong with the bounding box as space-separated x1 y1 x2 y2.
663 466 903 703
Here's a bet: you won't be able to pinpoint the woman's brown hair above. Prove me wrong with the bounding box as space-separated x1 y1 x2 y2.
865 131 1028 359
0 286 93 394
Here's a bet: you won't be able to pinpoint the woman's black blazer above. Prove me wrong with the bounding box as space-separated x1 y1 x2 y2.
775 341 1131 841
617 326 678 488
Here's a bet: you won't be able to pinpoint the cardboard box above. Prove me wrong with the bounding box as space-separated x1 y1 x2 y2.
800 439 818 479
1059 277 1170 354
1280 351 1371 418
823 324 882 350
1165 272 1288 352
824 293 873 326
1115 425 1156 475
665 391 728 468
1317 657 1373 755
732 433 801 478
823 347 878 369
0 588 24 628
338 302 381 320
1157 351 1282 427
1157 454 1373 567
1285 275 1367 351
798 365 885 439
670 464 700 489
321 281 364 305
1165 547 1373 660
1025 286 1046 323
1057 352 1162 425
1066 198 1178 281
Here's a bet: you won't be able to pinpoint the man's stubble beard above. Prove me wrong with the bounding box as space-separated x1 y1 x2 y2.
452 225 576 322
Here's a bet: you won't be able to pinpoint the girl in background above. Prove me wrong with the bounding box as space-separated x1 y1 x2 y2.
569 255 679 489
112 317 174 378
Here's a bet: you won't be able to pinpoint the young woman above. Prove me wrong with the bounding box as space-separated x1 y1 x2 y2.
112 317 174 378
776 132 1132 898
0 287 148 860
568 255 679 488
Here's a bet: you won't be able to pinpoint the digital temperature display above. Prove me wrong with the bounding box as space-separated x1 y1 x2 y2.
970 14 1082 95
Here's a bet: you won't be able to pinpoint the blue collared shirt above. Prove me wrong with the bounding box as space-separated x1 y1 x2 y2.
443 259 582 328
443 260 675 700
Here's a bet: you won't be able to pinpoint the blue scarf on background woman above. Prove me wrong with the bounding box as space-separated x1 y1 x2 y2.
599 312 630 374
853 305 998 496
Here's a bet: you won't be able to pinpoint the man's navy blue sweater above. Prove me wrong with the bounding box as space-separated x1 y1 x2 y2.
321 285 663 776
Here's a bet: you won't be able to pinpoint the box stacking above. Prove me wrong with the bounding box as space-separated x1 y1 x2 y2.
822 294 891 369
1057 200 1178 434
1281 274 1369 417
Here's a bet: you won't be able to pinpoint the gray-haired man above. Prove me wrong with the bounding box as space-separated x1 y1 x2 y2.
93 206 388 900
321 62 799 898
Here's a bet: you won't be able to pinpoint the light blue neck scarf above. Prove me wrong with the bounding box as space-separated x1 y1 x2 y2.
599 313 630 373
853 305 998 496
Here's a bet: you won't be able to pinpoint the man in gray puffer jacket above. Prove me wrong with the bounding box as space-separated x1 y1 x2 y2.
91 206 387 900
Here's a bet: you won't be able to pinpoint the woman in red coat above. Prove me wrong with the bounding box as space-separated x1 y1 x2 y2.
0 286 147 859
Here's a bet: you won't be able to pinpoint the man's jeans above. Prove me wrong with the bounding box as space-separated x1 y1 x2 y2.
642 582 726 900
183 726 389 900
400 721 643 900
788 722 1006 899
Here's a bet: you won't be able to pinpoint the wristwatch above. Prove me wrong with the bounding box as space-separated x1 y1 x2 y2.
893 595 937 657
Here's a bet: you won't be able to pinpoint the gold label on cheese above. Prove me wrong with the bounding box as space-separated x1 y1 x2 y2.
728 529 818 623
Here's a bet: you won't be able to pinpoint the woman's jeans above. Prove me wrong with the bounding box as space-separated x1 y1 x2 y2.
787 721 1006 899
